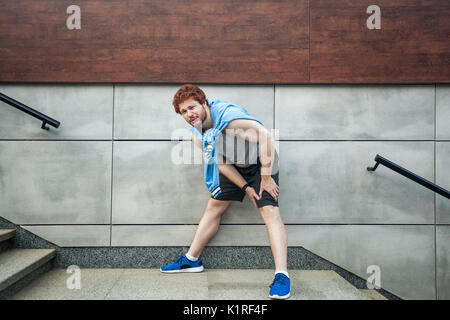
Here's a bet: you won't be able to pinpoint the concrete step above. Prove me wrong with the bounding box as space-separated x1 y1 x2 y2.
9 269 373 300
0 229 15 243
360 289 388 300
0 248 56 294
0 229 15 254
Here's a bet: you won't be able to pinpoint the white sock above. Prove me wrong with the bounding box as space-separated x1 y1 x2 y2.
185 253 198 262
275 270 289 278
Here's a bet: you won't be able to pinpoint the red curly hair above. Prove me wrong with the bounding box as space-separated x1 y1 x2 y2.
172 84 208 114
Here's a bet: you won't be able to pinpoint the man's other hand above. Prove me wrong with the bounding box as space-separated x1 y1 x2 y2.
245 186 261 209
259 176 279 202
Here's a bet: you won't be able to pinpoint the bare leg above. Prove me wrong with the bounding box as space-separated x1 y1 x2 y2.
259 205 288 271
187 198 232 258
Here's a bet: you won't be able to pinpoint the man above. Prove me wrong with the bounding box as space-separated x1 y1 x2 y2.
160 84 290 299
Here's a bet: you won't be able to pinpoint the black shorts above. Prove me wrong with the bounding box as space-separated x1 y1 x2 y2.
213 162 279 208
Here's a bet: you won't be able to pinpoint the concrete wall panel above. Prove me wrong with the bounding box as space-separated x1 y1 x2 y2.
437 226 450 300
112 225 267 247
0 84 113 140
279 141 435 224
112 140 267 224
288 225 436 300
437 85 450 140
23 225 110 247
275 85 434 140
114 85 274 140
0 141 112 224
112 141 209 224
114 85 187 140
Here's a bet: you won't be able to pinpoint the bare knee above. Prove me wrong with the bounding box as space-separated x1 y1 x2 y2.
259 205 283 224
204 199 231 218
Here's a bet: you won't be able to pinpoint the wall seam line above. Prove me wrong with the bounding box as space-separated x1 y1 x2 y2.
434 83 438 300
18 223 441 227
110 84 115 247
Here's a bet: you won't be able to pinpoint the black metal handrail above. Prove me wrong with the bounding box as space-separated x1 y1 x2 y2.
367 154 450 199
0 92 60 130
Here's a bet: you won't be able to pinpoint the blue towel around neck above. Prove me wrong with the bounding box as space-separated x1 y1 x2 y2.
190 99 263 199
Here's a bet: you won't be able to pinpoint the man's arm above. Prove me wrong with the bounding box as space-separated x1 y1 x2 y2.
218 157 247 189
190 132 261 207
225 119 279 201
190 132 203 149
190 132 246 188
225 119 275 176
218 157 261 208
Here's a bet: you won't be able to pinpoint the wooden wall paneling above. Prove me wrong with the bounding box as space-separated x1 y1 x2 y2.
310 0 450 83
0 0 309 83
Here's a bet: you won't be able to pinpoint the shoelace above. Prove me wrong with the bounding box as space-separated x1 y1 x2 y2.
175 256 186 264
270 274 288 288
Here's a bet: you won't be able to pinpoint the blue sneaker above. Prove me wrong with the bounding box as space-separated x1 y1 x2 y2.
269 273 291 299
160 255 204 273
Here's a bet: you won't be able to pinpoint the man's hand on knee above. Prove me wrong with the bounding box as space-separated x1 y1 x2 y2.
245 186 261 209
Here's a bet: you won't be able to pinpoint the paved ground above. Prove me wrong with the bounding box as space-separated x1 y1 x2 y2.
9 269 373 300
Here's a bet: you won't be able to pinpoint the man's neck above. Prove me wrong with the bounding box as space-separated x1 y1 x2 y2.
201 104 213 131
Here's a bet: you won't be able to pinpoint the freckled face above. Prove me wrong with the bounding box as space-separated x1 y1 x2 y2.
178 97 207 127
